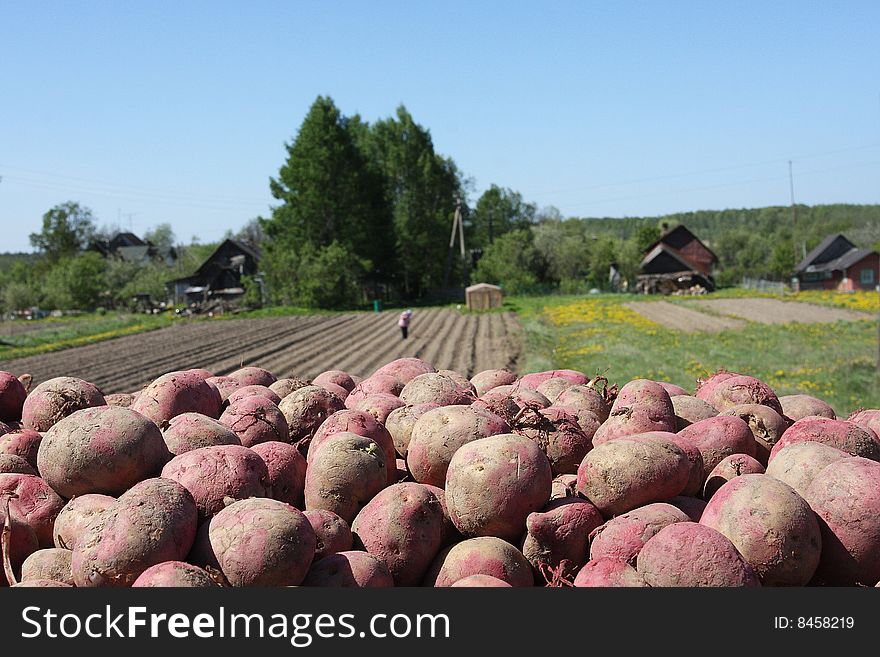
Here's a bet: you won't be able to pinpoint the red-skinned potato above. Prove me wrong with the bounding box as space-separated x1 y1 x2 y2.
589 502 691 564
278 386 345 453
0 428 43 469
0 473 65 547
227 367 277 388
577 434 690 517
304 509 353 561
0 454 37 475
694 370 739 402
53 494 116 550
521 496 604 581
407 406 510 488
399 373 474 406
803 457 880 586
518 370 589 390
764 441 851 498
445 433 552 542
0 503 38 585
720 403 789 464
470 369 518 397
226 385 282 407
197 497 315 587
700 474 821 586
20 548 74 585
536 377 576 402
573 557 648 587
769 417 880 463
351 393 404 424
373 358 436 385
38 406 170 497
700 375 783 415
131 371 221 428
351 482 445 586
310 410 397 486
312 370 356 393
676 415 756 478
554 384 610 423
703 454 765 500
780 394 836 421
71 477 198 587
302 551 394 587
345 374 405 409
592 379 676 444
251 441 306 509
848 409 880 436
0 372 28 423
219 397 290 448
384 403 440 458
670 395 718 430
451 574 512 587
132 561 220 587
636 522 760 587
205 376 243 403
303 433 387 524
163 413 241 456
268 378 310 400
514 406 593 476
22 377 106 432
160 445 269 521
657 382 689 397
424 536 534 587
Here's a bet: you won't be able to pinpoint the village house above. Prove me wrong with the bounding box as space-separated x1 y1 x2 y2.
794 233 878 291
89 232 177 266
166 238 261 307
636 224 718 294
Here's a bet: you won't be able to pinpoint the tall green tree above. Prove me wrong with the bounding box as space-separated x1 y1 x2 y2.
261 96 388 304
470 185 536 249
366 105 464 297
29 202 96 262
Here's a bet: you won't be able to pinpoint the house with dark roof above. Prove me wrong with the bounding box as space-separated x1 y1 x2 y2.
637 224 719 293
89 232 177 265
794 234 878 291
166 239 261 306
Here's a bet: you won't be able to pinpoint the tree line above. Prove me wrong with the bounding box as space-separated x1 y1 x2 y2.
3 94 879 312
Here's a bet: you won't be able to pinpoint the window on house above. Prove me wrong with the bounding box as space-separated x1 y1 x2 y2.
860 268 875 285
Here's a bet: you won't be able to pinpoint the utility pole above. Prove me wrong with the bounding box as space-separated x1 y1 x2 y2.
788 160 797 264
442 197 466 291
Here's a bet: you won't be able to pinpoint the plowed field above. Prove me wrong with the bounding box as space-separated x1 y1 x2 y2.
0 309 522 394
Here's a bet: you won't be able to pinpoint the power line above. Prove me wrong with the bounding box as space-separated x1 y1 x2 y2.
0 165 271 205
519 143 880 198
552 160 880 212
1 175 271 211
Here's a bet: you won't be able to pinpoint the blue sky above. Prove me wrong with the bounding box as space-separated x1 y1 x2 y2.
1 1 878 252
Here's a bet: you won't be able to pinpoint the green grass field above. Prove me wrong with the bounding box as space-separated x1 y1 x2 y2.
507 292 879 417
0 312 176 361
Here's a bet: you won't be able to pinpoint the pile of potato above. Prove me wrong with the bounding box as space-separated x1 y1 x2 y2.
0 362 878 588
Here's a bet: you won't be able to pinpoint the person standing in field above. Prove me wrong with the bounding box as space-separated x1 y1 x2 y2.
398 309 413 340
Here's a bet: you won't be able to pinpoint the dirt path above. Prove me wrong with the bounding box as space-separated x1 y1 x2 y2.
0 309 522 393
689 298 872 324
625 301 746 332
